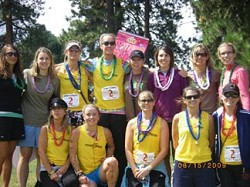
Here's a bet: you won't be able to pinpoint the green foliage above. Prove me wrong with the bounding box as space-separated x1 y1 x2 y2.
0 0 45 44
60 0 191 67
190 0 250 69
17 25 63 68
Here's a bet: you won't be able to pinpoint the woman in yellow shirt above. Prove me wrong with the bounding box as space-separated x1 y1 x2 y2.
123 90 170 187
38 98 78 187
172 86 215 187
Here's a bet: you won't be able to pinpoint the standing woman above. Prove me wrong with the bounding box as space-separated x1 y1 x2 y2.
55 40 90 127
172 86 215 187
38 98 78 187
122 90 170 187
188 43 220 114
0 44 25 187
213 83 250 187
147 45 188 179
124 49 151 122
217 42 250 110
81 33 129 185
17 47 60 187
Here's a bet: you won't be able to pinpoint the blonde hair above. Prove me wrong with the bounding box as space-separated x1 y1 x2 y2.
138 90 155 101
82 104 100 116
30 47 55 79
190 43 214 69
99 33 116 45
217 42 236 57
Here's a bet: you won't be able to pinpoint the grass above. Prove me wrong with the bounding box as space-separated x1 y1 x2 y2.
0 159 37 187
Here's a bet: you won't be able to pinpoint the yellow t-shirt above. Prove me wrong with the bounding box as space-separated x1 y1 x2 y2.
57 64 89 111
132 116 161 165
77 125 106 174
46 126 71 166
175 111 212 163
93 57 125 110
220 118 241 165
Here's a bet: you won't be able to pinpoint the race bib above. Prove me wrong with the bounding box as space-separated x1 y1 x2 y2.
63 94 79 107
224 146 242 162
101 86 120 100
135 150 155 165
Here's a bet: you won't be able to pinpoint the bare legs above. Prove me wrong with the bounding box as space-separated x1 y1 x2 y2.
17 147 40 187
0 141 17 187
100 157 118 187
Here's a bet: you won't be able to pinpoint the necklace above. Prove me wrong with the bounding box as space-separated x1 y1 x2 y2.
65 61 81 91
154 67 174 91
185 109 201 144
31 75 51 94
136 112 157 142
84 125 98 140
221 107 237 137
11 74 25 93
99 55 117 80
220 64 237 87
128 68 145 97
193 67 210 90
51 122 66 146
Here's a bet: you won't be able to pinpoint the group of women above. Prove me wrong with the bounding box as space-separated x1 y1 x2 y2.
0 35 250 187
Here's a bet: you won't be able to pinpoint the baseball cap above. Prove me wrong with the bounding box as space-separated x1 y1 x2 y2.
129 50 145 59
50 98 68 109
222 83 240 96
66 41 81 50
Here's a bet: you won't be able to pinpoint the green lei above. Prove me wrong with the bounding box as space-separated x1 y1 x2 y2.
220 64 237 87
99 55 117 80
11 75 25 92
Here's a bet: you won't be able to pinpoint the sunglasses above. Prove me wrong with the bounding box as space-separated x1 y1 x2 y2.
195 53 207 57
140 99 154 103
102 41 115 46
184 94 200 100
5 52 18 57
69 49 81 53
223 92 239 98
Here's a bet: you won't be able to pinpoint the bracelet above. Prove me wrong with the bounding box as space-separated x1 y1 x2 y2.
48 170 56 176
146 165 152 171
77 171 84 179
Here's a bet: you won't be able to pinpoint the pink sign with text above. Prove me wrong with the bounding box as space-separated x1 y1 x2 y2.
114 30 149 61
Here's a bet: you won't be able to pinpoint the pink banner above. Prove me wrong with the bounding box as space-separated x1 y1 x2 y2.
114 30 149 61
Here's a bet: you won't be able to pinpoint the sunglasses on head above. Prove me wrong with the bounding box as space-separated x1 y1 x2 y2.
184 94 200 100
140 99 154 103
102 41 115 46
223 92 239 98
5 52 18 57
195 53 207 57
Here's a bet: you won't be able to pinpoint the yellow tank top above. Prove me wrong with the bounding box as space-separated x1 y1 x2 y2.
220 118 241 165
57 64 89 111
132 116 161 166
175 111 212 163
93 57 125 110
77 125 106 174
46 126 71 166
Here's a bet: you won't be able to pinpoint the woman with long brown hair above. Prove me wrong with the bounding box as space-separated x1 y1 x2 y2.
0 44 25 187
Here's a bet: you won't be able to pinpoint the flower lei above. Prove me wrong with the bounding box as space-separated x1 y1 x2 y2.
193 67 211 90
154 67 174 91
136 112 157 142
128 68 145 97
185 109 201 144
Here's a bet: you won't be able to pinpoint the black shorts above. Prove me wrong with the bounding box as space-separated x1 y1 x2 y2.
0 117 25 141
